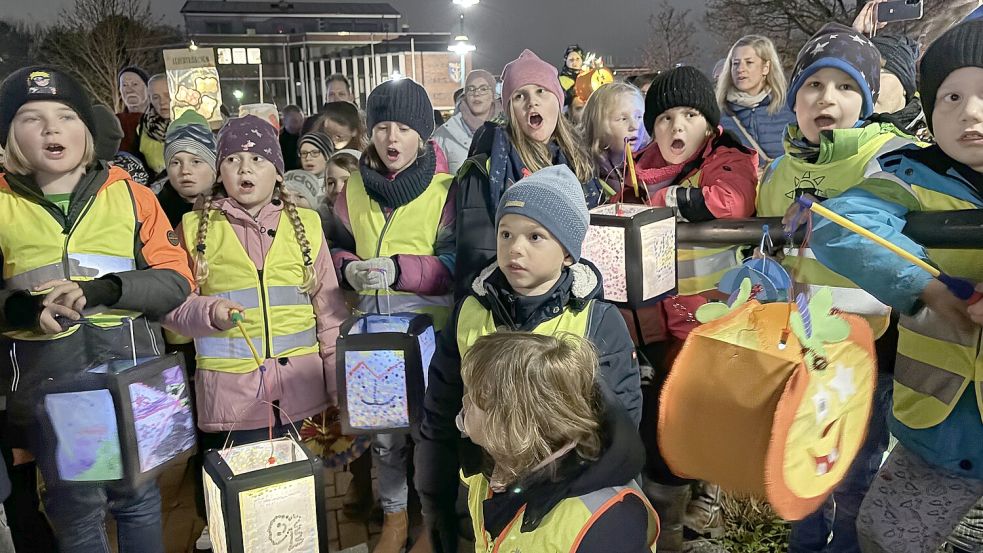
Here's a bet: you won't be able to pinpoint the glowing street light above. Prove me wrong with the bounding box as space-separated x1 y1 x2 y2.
452 0 479 6
448 14 475 87
232 89 244 100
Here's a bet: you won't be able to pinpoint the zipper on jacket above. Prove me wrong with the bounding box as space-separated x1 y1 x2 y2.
257 269 273 358
372 208 397 314
61 196 96 277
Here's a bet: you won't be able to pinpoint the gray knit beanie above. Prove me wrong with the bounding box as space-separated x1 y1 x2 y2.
496 165 590 261
165 110 217 169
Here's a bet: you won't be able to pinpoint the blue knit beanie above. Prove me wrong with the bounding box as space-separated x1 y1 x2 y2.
496 165 589 261
787 24 881 118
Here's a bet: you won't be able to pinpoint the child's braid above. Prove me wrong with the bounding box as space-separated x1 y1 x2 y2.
279 186 319 293
192 185 222 287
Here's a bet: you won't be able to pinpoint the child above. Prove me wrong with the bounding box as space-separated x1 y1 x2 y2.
329 77 456 553
298 131 333 177
417 165 641 552
455 49 603 298
0 66 195 553
162 115 348 550
581 82 650 195
157 110 218 227
320 100 366 151
459 332 659 553
757 24 920 553
809 19 983 553
324 149 359 207
282 169 322 209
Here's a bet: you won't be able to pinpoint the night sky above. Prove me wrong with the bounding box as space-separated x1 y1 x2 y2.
18 0 726 73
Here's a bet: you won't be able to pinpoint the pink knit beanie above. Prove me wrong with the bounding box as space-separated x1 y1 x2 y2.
500 49 564 111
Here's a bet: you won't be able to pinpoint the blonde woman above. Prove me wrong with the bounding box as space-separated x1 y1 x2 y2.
459 332 659 553
581 82 649 195
717 35 796 166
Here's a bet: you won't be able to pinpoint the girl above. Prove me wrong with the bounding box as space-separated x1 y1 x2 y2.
320 100 366 151
459 332 658 553
717 35 796 167
156 110 218 227
329 77 456 553
581 82 649 195
455 49 603 298
298 131 333 178
324 150 359 207
432 69 502 174
0 66 195 553
162 115 348 550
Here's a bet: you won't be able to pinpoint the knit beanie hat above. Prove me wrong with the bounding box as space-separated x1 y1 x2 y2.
117 66 149 85
501 49 565 111
92 104 124 161
217 115 284 175
871 33 919 102
366 78 434 140
299 131 334 158
282 169 322 207
644 66 720 134
788 24 881 118
465 70 497 93
0 66 95 148
165 110 217 169
496 165 589 262
920 19 983 133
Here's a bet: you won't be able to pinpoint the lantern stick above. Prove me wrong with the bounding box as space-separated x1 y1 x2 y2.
231 311 277 459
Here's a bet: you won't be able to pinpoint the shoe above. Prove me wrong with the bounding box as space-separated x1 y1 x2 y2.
643 480 690 553
373 511 409 553
683 482 725 540
194 526 212 552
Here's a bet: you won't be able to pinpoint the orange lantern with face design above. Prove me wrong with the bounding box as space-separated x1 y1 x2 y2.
657 282 876 520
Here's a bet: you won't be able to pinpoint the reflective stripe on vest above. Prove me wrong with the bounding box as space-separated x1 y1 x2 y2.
456 296 594 358
465 472 659 553
347 171 454 330
183 207 323 373
676 246 741 295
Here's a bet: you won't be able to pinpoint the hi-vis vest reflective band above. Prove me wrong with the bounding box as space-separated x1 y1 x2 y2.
675 171 742 296
456 296 594 358
347 171 454 330
0 177 140 340
464 472 659 553
182 208 323 373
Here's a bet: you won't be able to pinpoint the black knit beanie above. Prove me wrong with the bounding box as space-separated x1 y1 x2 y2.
366 78 434 139
0 66 95 148
920 19 983 133
644 66 720 134
871 34 919 102
117 66 149 85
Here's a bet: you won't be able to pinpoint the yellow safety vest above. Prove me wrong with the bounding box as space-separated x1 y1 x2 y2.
456 296 593 357
182 207 323 373
675 170 742 296
0 175 142 340
139 126 166 175
559 74 576 92
347 171 454 330
464 472 659 553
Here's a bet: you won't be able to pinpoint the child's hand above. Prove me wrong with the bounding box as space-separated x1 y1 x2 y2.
781 194 816 232
38 303 81 334
11 448 34 466
921 280 974 333
967 284 983 326
210 299 245 331
35 279 86 313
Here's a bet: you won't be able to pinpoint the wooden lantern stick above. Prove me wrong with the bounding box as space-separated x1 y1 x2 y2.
231 311 277 461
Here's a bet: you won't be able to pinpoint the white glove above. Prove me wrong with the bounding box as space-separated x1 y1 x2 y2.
344 257 397 291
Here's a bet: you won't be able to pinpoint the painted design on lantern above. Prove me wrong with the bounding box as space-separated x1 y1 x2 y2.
583 224 628 302
346 350 409 430
45 389 124 481
639 217 676 299
129 365 196 472
268 514 305 550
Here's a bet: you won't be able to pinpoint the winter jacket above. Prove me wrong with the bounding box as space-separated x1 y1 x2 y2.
720 94 797 167
0 162 195 447
464 386 657 553
116 110 142 156
280 130 302 172
867 96 929 142
432 113 475 175
454 122 605 298
162 198 348 432
156 180 196 229
416 260 641 552
810 144 983 479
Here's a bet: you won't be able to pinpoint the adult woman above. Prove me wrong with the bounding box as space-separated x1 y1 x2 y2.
431 70 502 174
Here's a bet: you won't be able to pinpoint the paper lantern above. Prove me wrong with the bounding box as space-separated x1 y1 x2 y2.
36 354 196 489
203 438 328 553
658 286 876 520
336 313 436 434
582 204 677 308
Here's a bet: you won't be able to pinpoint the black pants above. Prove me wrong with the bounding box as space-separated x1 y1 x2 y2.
1 413 56 553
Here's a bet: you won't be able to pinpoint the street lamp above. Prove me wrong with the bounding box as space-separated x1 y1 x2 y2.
447 14 475 87
452 0 479 5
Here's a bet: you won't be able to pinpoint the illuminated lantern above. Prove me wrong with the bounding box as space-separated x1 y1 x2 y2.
574 55 615 102
203 438 329 553
658 283 876 520
336 313 437 434
582 204 677 308
36 354 197 489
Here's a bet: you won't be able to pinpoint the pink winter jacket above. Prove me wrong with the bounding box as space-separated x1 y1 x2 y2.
163 197 350 433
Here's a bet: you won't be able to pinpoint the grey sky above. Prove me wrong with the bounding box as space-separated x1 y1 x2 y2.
13 0 725 72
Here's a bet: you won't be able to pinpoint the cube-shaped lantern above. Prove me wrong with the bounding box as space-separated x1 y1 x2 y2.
336 313 436 434
36 354 196 489
582 204 677 308
203 438 328 553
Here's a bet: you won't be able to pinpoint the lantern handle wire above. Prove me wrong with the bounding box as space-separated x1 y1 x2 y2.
219 399 306 463
231 311 278 452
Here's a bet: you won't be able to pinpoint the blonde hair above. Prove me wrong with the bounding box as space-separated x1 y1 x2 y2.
192 182 318 293
461 332 603 482
716 35 789 116
507 103 595 184
581 83 645 164
4 125 96 176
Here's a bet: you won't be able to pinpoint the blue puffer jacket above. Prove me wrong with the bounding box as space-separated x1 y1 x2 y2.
720 94 797 167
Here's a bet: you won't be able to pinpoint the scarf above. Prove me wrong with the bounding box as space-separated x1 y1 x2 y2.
140 106 169 143
786 125 823 164
359 142 438 209
726 88 771 109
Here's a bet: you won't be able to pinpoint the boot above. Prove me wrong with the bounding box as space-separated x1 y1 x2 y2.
683 481 725 539
373 511 409 553
343 453 374 519
643 479 690 553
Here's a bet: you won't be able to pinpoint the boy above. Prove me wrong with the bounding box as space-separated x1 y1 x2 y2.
416 164 641 553
810 19 983 553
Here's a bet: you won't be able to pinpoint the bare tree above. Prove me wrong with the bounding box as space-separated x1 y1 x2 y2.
38 0 182 109
0 19 45 77
642 0 699 70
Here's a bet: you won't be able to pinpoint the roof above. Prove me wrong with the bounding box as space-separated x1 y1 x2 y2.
181 1 400 16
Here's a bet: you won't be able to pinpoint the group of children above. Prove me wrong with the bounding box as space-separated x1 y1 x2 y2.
0 13 979 553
